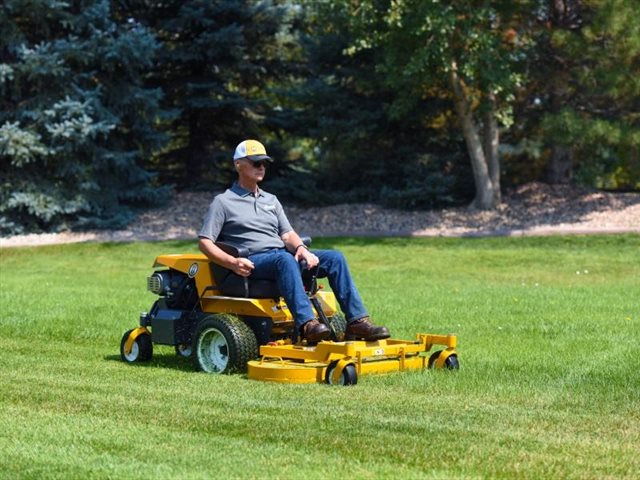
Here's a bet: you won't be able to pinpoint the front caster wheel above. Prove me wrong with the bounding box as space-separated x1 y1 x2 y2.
175 344 192 358
120 329 153 363
428 350 459 370
325 360 358 385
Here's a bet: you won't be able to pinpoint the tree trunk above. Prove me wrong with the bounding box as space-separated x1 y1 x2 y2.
449 63 497 209
544 67 573 183
483 91 501 205
545 145 573 183
544 0 580 184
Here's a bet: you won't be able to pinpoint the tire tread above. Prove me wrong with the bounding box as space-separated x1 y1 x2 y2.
193 314 258 373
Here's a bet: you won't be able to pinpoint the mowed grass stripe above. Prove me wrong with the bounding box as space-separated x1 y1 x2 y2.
1 235 638 478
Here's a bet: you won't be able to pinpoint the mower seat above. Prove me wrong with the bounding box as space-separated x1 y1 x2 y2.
211 238 312 299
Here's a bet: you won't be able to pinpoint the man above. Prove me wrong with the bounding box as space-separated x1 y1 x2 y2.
198 139 390 343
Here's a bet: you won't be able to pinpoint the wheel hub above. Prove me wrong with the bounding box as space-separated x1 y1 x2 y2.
199 328 229 373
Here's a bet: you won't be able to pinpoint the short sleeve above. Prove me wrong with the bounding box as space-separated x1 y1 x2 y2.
275 198 293 236
198 196 226 241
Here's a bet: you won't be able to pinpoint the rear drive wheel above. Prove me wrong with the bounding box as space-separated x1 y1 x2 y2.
120 329 153 363
192 314 258 374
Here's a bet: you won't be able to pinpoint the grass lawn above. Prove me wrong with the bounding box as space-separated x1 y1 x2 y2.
1 235 639 479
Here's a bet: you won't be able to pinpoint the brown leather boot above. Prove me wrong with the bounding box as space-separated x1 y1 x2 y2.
301 319 330 342
345 317 390 341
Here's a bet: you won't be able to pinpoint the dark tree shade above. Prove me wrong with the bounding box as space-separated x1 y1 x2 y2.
0 0 169 235
117 0 298 190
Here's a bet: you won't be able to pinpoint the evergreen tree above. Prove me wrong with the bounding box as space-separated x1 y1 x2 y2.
119 0 299 190
0 0 168 235
534 0 640 189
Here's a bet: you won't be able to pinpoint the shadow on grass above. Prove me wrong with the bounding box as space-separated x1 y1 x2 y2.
104 353 195 372
105 353 253 381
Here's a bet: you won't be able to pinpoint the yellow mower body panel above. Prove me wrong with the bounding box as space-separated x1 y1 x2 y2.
199 289 337 319
154 254 216 296
152 254 338 320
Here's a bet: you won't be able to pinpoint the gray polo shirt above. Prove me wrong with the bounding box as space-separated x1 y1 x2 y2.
198 183 293 255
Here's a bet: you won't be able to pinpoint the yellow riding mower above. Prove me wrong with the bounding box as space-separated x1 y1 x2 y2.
120 241 459 385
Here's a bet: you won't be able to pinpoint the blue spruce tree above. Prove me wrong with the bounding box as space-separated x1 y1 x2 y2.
0 0 169 234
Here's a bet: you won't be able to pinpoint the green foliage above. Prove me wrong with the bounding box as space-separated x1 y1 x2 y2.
1 1 638 235
270 1 474 208
380 170 457 209
358 0 527 116
1 236 639 477
531 0 640 189
0 0 169 235
119 0 301 190
541 108 640 188
285 1 536 209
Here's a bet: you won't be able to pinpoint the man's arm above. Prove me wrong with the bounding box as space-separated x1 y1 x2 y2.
198 237 255 277
281 230 319 268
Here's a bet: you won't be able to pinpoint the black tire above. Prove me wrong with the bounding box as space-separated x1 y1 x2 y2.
428 350 459 370
175 344 192 358
120 329 153 363
192 314 258 374
325 360 358 385
328 313 347 341
444 354 459 369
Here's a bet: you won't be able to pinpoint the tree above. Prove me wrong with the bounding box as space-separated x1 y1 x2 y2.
117 0 301 190
534 0 640 189
335 0 531 209
269 1 470 208
541 0 584 184
0 0 167 234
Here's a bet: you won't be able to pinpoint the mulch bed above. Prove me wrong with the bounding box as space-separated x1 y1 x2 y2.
1 182 638 247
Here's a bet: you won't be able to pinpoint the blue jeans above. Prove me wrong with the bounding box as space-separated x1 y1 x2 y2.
248 248 368 328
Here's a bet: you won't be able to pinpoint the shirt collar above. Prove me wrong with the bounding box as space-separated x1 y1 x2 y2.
231 182 263 198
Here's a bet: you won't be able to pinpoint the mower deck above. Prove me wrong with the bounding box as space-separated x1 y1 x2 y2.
247 333 458 384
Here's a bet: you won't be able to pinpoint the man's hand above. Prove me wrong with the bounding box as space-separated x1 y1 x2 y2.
232 257 255 277
295 246 319 269
282 230 319 268
199 237 255 277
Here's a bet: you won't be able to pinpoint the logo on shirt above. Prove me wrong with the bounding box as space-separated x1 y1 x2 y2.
261 204 277 212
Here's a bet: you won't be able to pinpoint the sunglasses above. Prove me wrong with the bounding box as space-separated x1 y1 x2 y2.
250 161 268 168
